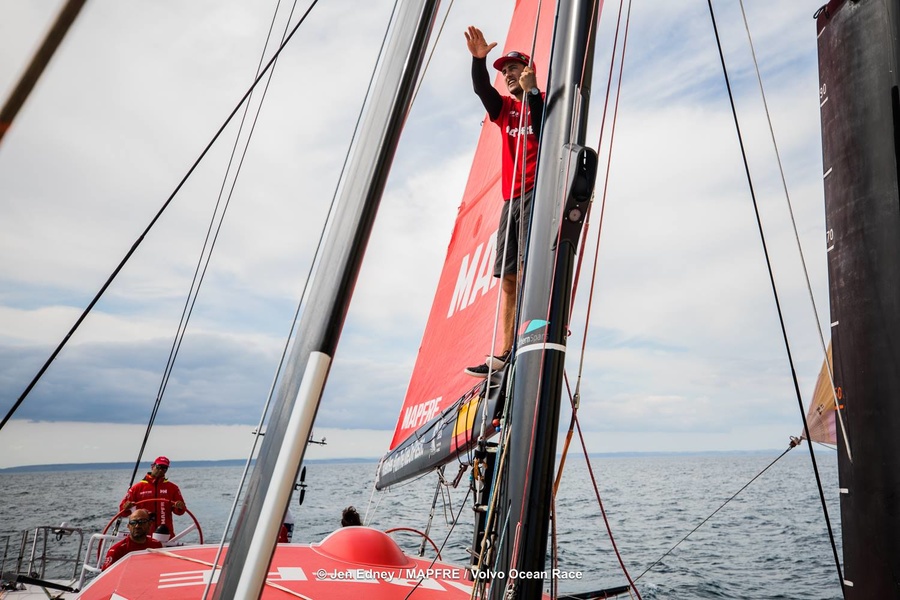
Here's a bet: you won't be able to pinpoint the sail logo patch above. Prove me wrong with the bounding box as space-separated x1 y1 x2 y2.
402 397 441 431
447 234 498 318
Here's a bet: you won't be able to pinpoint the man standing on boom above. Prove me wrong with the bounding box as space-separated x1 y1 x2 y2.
463 26 544 377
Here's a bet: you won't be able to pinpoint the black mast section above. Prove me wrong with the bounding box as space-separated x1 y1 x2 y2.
490 0 599 598
816 0 900 597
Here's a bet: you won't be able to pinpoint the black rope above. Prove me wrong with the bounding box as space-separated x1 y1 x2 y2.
704 1 844 594
0 0 321 433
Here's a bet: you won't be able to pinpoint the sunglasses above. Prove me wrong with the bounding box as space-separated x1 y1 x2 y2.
128 518 150 526
154 465 169 470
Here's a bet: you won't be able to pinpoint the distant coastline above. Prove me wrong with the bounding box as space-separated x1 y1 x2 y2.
0 449 815 473
0 457 379 473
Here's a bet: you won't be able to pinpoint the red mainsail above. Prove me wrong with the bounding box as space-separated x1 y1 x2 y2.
389 0 556 451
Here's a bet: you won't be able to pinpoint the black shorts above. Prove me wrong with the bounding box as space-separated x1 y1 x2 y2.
494 188 534 278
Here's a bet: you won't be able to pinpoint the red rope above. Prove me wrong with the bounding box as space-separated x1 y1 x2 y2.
569 391 643 600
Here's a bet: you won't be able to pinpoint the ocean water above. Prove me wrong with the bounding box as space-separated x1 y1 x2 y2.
0 451 843 599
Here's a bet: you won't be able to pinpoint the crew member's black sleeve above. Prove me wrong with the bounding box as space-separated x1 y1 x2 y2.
525 90 544 138
472 57 503 121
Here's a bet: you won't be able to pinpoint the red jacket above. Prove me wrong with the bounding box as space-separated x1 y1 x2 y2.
102 536 163 570
491 95 539 200
119 473 187 534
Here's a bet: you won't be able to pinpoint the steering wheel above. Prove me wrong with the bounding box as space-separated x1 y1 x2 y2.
102 497 204 549
385 527 442 561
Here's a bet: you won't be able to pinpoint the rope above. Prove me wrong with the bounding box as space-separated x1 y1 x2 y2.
199 2 326 597
735 0 850 461
470 418 514 600
634 444 795 581
474 0 546 392
556 0 632 519
568 389 642 600
200 2 402 597
408 0 457 110
402 485 473 600
567 0 630 316
133 0 307 491
704 0 844 590
506 1 615 593
557 0 632 500
569 0 631 400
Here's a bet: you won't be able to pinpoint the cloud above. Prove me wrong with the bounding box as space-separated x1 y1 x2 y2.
0 0 831 465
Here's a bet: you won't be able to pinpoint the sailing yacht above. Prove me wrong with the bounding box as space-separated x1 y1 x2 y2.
3 0 896 598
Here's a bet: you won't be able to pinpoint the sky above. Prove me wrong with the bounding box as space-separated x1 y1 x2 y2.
0 0 831 469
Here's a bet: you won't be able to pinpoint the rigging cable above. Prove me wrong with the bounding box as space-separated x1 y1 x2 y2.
470 4 547 587
131 0 306 490
0 0 86 147
510 0 646 597
0 0 340 433
633 443 795 581
562 373 642 600
551 1 644 597
199 2 408 597
470 9 550 516
556 0 631 495
118 0 306 535
199 1 337 597
408 0 457 110
704 0 844 591
470 415 515 600
401 485 473 600
734 0 850 460
490 0 565 586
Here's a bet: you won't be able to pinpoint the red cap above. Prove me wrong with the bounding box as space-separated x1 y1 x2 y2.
153 456 170 467
492 50 531 71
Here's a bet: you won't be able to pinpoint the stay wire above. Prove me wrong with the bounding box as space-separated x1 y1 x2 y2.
514 0 601 564
634 444 795 581
556 0 630 497
475 0 545 443
567 0 629 316
201 2 403 595
735 0 850 461
200 1 338 597
0 0 324 433
402 484 473 600
132 0 304 491
408 0 457 109
704 0 844 590
565 379 643 600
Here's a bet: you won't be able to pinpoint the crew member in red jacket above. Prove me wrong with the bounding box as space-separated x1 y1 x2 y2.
463 26 544 378
119 456 187 538
102 508 163 570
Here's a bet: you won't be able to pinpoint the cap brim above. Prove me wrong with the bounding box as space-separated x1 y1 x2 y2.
492 57 527 71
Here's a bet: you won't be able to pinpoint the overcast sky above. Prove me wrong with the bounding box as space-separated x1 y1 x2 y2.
0 0 830 469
